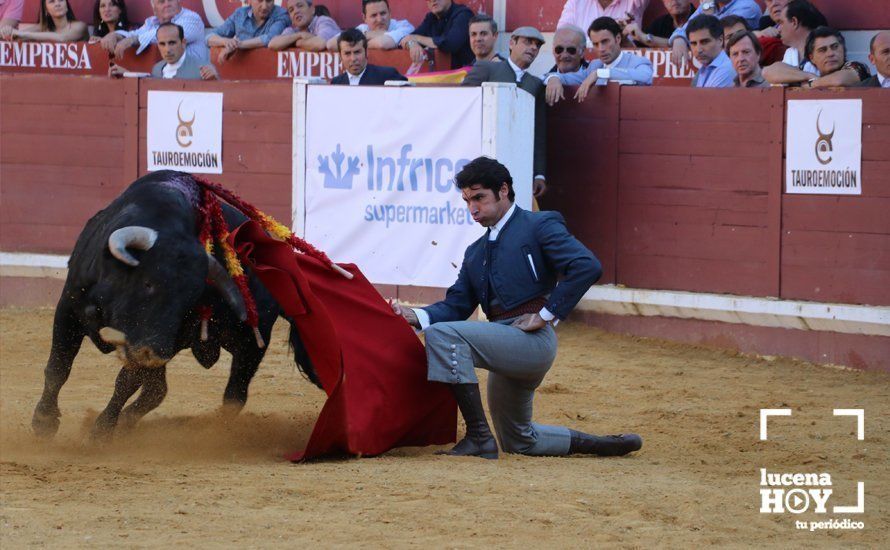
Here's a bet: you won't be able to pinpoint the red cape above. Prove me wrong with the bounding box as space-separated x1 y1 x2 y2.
228 221 457 460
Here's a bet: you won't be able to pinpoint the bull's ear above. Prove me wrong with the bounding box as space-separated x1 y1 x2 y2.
207 255 248 322
108 226 158 267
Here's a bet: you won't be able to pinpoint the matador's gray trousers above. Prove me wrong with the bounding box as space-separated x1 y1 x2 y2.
424 318 572 456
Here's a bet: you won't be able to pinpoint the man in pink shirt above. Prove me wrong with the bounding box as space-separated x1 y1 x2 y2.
556 0 649 35
0 0 24 33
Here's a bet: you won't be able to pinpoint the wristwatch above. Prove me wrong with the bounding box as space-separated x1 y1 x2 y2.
645 33 653 44
701 2 715 11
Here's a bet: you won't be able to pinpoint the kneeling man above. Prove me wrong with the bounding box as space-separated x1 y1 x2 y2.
392 157 642 459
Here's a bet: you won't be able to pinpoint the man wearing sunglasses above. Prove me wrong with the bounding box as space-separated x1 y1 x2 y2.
549 25 589 74
545 16 652 105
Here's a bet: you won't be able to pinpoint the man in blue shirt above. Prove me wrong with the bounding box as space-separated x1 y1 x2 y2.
669 0 761 69
399 0 474 69
391 157 643 460
544 16 653 105
687 15 736 88
206 0 290 64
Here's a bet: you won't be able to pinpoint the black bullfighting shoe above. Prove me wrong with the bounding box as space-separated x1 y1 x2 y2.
568 431 643 457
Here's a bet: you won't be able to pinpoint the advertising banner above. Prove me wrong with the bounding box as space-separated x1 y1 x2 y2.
302 86 485 287
786 99 862 195
147 91 223 174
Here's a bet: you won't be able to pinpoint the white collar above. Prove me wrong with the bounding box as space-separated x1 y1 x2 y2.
488 203 517 240
604 50 624 69
348 67 366 85
879 73 889 87
506 57 524 82
162 54 187 78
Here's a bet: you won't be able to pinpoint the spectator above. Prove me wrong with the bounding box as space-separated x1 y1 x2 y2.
269 0 339 52
752 0 788 65
687 15 735 88
331 28 407 85
857 30 889 88
762 0 825 84
556 0 649 38
756 0 788 34
545 16 652 106
623 0 694 48
468 13 504 64
101 0 208 63
333 0 414 51
798 27 871 88
549 25 588 73
89 0 129 42
206 0 289 64
399 0 474 69
109 23 218 80
2 0 87 42
462 27 548 197
670 0 761 68
720 14 748 42
0 0 24 36
727 30 767 87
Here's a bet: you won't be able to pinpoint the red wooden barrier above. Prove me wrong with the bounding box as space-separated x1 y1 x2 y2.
541 84 620 284
780 88 890 307
616 86 783 297
3 76 886 305
0 75 131 254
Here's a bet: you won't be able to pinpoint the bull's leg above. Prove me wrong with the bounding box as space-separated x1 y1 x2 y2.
119 366 168 429
221 348 266 414
32 305 84 438
91 367 145 439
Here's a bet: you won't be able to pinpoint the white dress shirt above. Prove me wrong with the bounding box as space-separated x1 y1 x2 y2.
161 53 187 79
347 68 366 85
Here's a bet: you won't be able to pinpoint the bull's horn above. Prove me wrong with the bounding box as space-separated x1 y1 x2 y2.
99 327 127 345
207 255 248 323
108 226 158 267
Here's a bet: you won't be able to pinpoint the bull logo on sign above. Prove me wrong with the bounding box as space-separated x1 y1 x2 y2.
814 109 835 165
176 101 196 148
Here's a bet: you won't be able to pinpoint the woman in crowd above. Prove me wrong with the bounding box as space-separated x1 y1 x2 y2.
0 0 87 42
89 0 129 42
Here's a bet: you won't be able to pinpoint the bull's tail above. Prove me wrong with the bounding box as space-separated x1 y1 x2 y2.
288 322 323 389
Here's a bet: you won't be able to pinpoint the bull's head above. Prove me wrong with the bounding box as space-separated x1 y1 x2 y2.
101 226 247 368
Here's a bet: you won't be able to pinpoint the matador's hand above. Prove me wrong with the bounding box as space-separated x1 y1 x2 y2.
389 298 420 329
511 313 547 332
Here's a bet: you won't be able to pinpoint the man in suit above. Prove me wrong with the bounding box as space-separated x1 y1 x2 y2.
858 30 889 88
391 157 642 459
109 23 217 80
462 27 548 198
331 28 407 85
545 17 653 106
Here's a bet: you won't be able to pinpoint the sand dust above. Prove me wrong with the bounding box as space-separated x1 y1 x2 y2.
1 308 887 547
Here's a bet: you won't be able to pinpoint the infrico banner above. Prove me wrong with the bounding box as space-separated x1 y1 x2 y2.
786 99 862 195
147 91 223 174
302 86 485 287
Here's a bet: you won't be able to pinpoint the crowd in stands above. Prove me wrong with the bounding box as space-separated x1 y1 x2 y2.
0 0 885 88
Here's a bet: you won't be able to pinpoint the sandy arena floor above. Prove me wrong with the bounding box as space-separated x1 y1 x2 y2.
1 308 887 548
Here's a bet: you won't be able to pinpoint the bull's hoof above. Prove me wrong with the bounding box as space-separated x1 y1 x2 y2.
32 408 61 439
89 413 118 442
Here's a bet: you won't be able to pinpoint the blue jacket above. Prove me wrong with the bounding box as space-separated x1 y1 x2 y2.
424 207 601 323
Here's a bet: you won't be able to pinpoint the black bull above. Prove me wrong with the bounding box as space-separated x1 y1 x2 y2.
32 171 319 439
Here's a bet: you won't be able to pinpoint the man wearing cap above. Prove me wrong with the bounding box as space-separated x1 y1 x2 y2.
462 27 549 198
